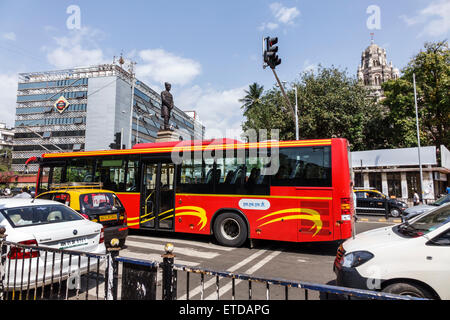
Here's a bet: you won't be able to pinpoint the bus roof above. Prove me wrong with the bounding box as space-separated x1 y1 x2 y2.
132 138 242 150
39 138 336 160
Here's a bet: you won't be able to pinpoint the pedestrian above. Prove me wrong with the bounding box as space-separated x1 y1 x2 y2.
413 190 420 206
13 187 32 199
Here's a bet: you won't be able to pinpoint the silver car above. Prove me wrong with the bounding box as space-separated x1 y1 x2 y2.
402 194 450 221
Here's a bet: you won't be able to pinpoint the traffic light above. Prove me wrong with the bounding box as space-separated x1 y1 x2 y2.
264 37 281 69
109 132 122 150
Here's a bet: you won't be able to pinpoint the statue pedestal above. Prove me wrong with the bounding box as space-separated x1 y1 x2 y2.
156 130 180 143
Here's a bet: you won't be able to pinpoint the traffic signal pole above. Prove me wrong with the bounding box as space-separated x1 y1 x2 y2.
263 36 297 136
271 68 296 120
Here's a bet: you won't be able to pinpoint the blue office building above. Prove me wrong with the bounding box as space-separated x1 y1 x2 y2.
13 64 204 173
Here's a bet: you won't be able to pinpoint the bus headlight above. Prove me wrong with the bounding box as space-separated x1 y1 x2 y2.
342 251 374 268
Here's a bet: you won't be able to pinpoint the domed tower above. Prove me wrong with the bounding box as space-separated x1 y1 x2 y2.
357 38 399 98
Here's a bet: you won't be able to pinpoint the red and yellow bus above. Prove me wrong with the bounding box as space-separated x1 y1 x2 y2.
32 138 354 247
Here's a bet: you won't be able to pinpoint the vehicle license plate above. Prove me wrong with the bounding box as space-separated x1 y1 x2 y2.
59 237 88 250
100 214 117 222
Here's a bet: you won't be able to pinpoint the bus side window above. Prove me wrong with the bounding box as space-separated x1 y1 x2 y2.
244 151 270 195
95 158 127 192
178 152 214 194
271 147 331 187
215 149 246 194
125 159 140 192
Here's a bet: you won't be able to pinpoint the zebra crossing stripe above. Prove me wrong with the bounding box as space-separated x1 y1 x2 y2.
204 249 283 300
127 235 235 251
178 249 269 300
125 240 221 260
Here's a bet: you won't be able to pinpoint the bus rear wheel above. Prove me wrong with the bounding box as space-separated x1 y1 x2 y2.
213 212 248 247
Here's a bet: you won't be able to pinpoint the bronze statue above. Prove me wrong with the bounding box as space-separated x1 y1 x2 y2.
160 82 174 131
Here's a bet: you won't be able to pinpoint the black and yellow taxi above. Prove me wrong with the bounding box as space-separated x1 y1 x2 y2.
354 188 408 218
36 185 128 247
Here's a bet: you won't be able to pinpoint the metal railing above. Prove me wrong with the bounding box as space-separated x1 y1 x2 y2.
0 236 428 301
114 244 427 301
0 229 115 300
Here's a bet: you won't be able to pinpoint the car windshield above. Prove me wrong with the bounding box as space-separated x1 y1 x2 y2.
399 204 450 238
0 205 83 228
431 194 450 206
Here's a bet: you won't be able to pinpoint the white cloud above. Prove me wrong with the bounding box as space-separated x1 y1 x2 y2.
270 2 300 25
0 73 18 127
136 49 202 87
400 0 450 37
260 2 300 31
177 85 247 139
259 22 279 31
45 27 107 68
303 60 318 73
2 32 16 41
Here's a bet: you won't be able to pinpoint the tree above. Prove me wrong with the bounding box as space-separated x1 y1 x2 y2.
242 66 382 150
382 40 450 148
294 66 381 150
242 87 294 140
239 82 264 117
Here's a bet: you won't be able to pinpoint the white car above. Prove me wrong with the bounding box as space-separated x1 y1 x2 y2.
0 198 106 291
334 203 450 299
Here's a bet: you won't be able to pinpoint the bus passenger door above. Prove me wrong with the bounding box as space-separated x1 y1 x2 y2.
141 162 157 228
140 161 175 230
157 163 175 230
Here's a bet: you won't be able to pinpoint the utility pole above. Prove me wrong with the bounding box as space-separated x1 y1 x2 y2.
413 73 424 203
125 57 137 149
294 85 299 140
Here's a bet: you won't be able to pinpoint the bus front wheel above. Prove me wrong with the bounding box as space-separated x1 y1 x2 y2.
213 212 248 247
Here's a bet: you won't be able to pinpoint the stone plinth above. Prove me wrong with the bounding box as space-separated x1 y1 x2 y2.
156 130 180 143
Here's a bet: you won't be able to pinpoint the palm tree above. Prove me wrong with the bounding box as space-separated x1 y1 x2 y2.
239 82 264 116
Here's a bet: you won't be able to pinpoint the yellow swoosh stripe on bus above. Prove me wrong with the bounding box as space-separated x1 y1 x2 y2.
172 206 207 230
127 209 174 226
257 208 323 237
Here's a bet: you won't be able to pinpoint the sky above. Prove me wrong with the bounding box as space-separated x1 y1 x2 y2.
0 0 448 138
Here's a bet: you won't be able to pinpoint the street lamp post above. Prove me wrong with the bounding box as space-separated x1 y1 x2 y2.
294 86 299 140
135 114 142 145
413 73 424 203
